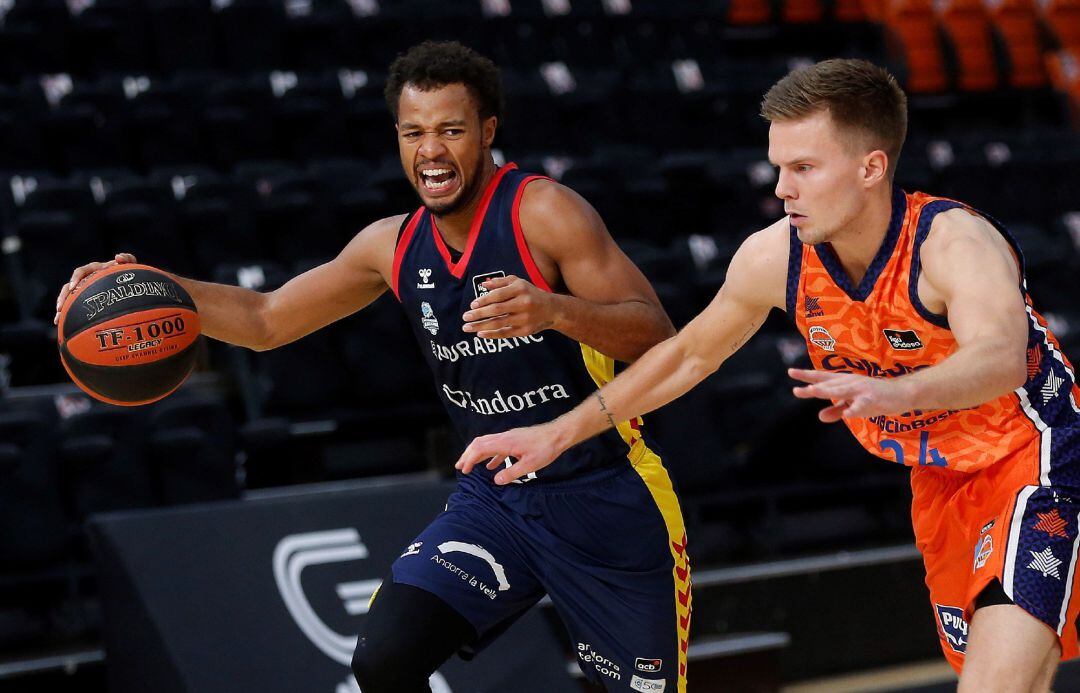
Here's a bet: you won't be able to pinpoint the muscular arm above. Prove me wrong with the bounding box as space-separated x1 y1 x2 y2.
456 220 789 483
553 222 785 447
59 216 402 351
462 181 674 362
897 209 1029 408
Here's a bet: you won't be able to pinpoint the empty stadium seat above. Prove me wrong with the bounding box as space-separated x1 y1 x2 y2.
936 0 1000 90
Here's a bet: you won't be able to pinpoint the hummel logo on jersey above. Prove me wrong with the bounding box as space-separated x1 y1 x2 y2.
417 268 435 289
472 270 506 298
804 296 824 318
808 326 836 352
1034 509 1070 539
883 329 923 350
401 542 423 557
1028 546 1063 579
1042 370 1065 403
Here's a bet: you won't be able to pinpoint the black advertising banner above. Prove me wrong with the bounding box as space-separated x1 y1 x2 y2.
88 478 576 693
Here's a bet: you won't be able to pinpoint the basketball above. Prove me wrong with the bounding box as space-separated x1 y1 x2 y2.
57 263 201 406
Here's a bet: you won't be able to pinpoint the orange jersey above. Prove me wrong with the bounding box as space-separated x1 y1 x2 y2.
788 188 1080 474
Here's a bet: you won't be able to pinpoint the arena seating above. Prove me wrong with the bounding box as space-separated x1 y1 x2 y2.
0 0 1077 685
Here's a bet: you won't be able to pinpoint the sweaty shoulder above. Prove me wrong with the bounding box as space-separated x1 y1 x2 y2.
515 178 605 286
723 218 790 312
341 213 409 285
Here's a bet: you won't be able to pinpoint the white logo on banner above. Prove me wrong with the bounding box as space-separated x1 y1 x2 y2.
272 529 453 692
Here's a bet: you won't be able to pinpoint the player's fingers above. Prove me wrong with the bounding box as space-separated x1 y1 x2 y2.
115 253 137 263
485 455 508 470
842 397 875 419
476 325 521 339
479 275 518 293
494 456 539 485
787 368 834 384
818 402 849 423
455 438 498 473
463 299 519 322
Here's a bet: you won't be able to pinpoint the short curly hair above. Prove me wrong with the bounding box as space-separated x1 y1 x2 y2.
384 41 504 123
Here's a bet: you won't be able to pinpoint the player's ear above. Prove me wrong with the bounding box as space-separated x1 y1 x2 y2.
482 116 497 149
861 149 889 188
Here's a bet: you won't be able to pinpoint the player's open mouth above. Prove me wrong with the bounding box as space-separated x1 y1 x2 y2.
419 167 458 195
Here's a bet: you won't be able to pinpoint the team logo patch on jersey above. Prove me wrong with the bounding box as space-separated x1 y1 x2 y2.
808 326 836 352
472 270 506 298
935 604 968 653
1034 509 1070 539
417 268 435 289
883 329 923 350
973 535 993 572
635 658 663 673
420 301 439 335
804 296 824 318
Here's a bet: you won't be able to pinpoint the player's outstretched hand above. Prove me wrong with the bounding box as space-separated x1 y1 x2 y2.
462 274 559 339
54 253 137 325
455 422 565 485
789 367 913 422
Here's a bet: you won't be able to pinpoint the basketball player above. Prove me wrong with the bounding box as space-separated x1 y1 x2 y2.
458 59 1080 691
54 42 692 692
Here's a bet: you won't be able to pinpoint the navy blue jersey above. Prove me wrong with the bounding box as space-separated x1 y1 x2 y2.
391 164 648 484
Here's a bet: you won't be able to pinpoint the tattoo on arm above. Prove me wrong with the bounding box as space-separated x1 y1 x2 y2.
595 391 618 430
730 318 764 354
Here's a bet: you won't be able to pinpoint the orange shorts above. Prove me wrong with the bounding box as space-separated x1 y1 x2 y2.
912 433 1080 673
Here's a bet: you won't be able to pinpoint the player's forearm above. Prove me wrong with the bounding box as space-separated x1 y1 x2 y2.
551 332 714 451
550 293 676 363
899 339 1028 410
172 276 274 350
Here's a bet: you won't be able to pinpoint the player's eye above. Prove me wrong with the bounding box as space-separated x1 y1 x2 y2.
444 129 464 137
402 131 421 140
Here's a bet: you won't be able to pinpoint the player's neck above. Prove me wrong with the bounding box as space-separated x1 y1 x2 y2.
431 158 499 250
824 186 894 287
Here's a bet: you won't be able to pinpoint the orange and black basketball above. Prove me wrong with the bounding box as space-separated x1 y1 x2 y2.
57 264 201 406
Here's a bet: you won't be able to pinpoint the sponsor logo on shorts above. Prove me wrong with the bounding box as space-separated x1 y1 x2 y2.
804 296 824 318
420 301 439 335
935 604 968 653
883 328 923 350
577 643 621 681
808 326 835 352
472 270 505 298
980 518 996 535
630 675 666 692
1028 546 1063 579
973 535 993 572
1034 509 1069 539
417 268 435 289
430 541 510 600
400 542 423 558
635 657 663 673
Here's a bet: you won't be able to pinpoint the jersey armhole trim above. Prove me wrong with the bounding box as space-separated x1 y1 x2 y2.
510 175 555 293
909 199 963 329
391 208 425 301
785 225 803 318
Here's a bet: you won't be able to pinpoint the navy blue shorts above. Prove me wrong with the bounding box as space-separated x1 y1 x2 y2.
391 444 691 692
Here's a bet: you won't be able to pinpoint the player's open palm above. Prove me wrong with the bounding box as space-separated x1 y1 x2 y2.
789 368 912 422
456 422 565 485
54 252 137 325
461 274 557 339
